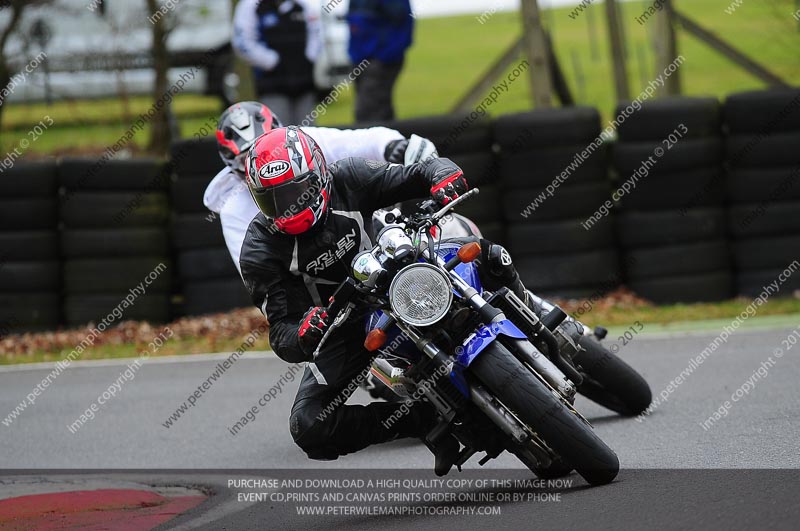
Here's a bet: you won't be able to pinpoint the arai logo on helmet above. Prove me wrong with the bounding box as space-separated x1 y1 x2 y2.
259 160 291 180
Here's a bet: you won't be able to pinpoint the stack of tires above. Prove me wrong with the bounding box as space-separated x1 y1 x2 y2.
169 138 251 316
723 88 800 296
613 97 733 303
495 107 618 299
0 161 61 332
389 114 503 242
59 159 173 326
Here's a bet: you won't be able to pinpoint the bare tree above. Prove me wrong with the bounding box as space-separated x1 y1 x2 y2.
231 0 256 101
146 0 172 155
0 0 26 129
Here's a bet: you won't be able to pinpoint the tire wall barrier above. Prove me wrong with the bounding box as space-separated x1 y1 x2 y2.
1 88 798 332
169 138 252 318
493 107 619 299
722 89 800 297
0 161 60 332
59 158 172 327
612 96 732 303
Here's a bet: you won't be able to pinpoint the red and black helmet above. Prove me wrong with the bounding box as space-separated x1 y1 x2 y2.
216 101 283 176
245 126 331 235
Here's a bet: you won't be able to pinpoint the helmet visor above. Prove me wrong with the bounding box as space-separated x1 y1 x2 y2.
252 171 323 219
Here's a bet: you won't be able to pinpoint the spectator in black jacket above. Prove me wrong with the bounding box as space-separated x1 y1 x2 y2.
233 0 321 124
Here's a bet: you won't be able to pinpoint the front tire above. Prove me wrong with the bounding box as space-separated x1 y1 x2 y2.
472 341 619 486
575 336 652 416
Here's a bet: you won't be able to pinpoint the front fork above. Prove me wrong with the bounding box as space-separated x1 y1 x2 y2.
444 270 577 398
393 321 539 460
527 291 609 342
394 316 566 471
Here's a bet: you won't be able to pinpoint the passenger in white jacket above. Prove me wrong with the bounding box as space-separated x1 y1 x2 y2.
203 101 438 273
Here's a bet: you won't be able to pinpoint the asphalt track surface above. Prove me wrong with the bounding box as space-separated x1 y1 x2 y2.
2 324 799 529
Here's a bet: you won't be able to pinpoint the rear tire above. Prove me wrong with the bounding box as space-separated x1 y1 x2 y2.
575 337 652 416
472 341 619 486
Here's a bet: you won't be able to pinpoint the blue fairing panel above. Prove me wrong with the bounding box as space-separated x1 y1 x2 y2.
450 320 528 396
454 262 482 294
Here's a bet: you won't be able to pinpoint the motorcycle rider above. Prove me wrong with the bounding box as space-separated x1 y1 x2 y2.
238 126 537 475
203 101 438 274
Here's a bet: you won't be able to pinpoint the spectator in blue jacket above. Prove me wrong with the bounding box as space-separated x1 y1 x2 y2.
347 0 413 122
233 0 322 124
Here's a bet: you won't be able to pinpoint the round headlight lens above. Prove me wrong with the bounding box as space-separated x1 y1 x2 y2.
389 263 453 327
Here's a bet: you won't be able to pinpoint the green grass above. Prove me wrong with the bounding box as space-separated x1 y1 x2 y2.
395 0 800 123
564 296 800 329
1 335 271 366
4 297 798 365
1 95 222 156
3 0 799 155
2 94 220 130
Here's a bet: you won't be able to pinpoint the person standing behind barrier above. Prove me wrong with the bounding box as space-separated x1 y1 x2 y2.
347 0 413 122
233 0 322 124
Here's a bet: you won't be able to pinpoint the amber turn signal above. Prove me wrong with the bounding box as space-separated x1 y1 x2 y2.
364 329 388 351
457 242 481 263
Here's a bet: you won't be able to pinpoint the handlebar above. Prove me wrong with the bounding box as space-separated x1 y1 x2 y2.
327 277 357 317
407 188 481 231
431 188 480 223
313 279 358 358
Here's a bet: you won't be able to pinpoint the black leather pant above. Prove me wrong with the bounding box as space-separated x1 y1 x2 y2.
288 331 426 460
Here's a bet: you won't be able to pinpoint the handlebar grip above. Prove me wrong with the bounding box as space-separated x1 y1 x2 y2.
327 278 357 316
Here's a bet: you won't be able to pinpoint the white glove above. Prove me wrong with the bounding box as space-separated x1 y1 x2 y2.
404 134 439 165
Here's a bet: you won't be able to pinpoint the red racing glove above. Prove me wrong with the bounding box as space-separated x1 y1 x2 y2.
298 306 332 357
430 166 468 207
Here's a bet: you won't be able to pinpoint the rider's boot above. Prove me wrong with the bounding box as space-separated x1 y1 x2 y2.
397 401 461 476
432 435 461 477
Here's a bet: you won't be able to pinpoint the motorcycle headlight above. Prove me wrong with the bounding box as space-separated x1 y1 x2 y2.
389 263 452 327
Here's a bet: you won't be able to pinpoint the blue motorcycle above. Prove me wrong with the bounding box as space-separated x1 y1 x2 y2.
318 189 619 485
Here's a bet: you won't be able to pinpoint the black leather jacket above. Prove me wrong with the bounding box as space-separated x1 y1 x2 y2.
239 157 461 363
254 0 314 94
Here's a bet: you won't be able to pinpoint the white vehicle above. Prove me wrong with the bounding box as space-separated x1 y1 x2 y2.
1 0 350 104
